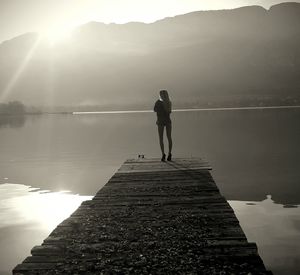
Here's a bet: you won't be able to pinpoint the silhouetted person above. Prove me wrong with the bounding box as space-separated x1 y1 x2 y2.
154 90 173 161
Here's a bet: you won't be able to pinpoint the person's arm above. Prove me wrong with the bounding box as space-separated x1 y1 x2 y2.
154 100 159 112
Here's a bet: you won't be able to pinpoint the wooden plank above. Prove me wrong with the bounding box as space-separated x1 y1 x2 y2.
124 157 208 163
31 245 64 256
23 256 62 263
116 167 212 174
13 263 56 271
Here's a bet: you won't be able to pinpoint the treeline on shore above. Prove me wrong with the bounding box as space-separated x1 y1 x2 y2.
42 95 300 113
1 95 300 115
0 101 41 115
0 101 25 114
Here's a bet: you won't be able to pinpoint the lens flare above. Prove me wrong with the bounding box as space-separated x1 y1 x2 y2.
0 35 41 102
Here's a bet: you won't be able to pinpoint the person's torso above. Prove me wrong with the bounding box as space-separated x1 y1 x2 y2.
156 101 171 123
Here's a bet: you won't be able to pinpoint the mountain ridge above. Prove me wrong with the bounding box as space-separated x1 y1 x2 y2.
0 2 299 110
2 2 299 46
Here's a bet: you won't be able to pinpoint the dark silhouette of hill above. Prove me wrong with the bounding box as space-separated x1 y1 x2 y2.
0 3 299 109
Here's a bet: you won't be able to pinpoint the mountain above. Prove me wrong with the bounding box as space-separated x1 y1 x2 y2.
0 2 300 110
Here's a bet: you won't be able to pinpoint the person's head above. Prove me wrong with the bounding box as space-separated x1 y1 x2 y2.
159 90 170 102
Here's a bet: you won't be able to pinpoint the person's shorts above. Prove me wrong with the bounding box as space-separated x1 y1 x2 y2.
156 121 172 126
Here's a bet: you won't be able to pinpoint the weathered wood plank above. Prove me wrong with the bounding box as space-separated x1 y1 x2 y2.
31 245 64 256
13 263 57 271
23 256 62 263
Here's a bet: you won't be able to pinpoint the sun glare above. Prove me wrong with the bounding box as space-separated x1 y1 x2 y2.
42 26 72 45
0 184 92 231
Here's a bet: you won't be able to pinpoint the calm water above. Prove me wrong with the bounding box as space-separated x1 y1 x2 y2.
0 109 300 274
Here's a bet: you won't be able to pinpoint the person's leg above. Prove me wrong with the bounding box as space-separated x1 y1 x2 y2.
166 123 172 159
157 125 165 159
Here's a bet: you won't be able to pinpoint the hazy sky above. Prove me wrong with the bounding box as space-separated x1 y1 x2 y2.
0 0 299 42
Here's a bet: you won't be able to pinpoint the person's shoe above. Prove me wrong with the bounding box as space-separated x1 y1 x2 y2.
161 154 166 162
167 153 172 161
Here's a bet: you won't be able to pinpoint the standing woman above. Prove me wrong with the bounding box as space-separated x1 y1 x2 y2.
154 90 173 161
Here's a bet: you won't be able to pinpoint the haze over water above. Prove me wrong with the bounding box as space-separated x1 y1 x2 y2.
0 108 300 274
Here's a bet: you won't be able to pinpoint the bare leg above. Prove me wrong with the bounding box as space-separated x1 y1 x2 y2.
157 125 165 156
166 123 172 154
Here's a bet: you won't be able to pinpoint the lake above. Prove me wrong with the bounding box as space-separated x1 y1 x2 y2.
0 108 300 274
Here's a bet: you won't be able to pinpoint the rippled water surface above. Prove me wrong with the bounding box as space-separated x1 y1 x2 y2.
0 108 299 274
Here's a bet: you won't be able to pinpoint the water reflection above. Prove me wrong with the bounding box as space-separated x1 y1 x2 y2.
0 183 91 274
0 115 26 128
230 196 300 275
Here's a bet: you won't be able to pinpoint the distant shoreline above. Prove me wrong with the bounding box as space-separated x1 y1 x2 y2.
72 105 300 115
1 105 300 116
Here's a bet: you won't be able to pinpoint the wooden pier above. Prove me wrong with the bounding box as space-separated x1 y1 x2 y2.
13 158 272 274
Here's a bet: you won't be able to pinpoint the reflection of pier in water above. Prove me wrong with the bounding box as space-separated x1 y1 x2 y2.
13 158 272 274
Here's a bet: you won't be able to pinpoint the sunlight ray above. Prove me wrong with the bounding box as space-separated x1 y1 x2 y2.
0 35 42 102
